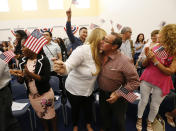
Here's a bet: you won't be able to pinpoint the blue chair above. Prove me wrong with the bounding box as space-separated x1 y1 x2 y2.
10 78 34 131
50 76 71 127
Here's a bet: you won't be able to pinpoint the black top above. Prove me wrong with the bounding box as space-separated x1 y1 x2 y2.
18 54 51 95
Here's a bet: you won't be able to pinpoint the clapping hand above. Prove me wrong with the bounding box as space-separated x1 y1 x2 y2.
145 47 155 60
9 69 24 77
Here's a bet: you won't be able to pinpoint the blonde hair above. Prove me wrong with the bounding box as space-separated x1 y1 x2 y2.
86 28 106 76
160 24 176 56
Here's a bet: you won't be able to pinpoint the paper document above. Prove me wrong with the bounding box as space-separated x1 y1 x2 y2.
12 102 28 111
134 92 141 100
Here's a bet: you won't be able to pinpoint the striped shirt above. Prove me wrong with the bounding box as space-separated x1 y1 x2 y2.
98 50 140 92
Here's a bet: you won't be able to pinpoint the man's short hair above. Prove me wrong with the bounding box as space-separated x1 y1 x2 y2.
121 26 131 34
151 30 159 37
111 33 122 49
79 27 87 33
44 31 52 37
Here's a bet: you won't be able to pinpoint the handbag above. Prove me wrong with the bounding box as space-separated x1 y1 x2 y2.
152 115 165 131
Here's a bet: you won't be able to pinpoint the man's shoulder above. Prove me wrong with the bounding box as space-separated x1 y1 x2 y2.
116 52 131 62
50 41 58 46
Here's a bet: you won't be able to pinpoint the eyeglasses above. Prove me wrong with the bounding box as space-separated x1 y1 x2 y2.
102 37 113 44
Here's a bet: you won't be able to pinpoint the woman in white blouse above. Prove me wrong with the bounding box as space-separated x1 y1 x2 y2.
53 28 106 131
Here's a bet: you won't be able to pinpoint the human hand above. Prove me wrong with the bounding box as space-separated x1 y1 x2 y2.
66 8 72 21
145 47 154 60
9 69 24 77
106 91 119 104
53 60 66 75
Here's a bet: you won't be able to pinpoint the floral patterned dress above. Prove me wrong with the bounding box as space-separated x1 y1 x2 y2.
27 59 55 119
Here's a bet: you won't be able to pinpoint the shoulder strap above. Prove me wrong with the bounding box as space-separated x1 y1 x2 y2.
129 40 135 58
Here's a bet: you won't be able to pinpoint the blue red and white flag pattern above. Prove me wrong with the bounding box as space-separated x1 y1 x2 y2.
24 29 48 54
0 50 16 64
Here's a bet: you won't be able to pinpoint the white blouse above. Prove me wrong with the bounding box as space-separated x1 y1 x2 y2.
65 44 97 96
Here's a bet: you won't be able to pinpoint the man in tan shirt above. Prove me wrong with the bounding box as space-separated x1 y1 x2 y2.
98 33 140 131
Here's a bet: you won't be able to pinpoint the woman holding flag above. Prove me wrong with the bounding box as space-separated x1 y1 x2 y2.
136 24 176 131
16 30 58 131
53 28 106 131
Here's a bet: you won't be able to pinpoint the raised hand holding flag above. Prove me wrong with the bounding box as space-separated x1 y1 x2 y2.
117 23 122 30
90 23 100 30
72 0 79 5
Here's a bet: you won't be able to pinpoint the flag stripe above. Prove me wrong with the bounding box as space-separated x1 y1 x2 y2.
24 29 48 54
0 50 15 63
30 37 43 51
34 38 47 53
116 87 138 103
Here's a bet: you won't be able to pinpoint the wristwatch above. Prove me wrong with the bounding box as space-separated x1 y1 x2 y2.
154 61 159 66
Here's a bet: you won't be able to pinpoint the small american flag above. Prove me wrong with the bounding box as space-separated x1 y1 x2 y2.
90 23 100 29
110 20 113 25
154 46 168 59
24 29 48 54
100 18 106 23
72 0 79 5
0 50 16 64
116 86 138 103
117 23 122 30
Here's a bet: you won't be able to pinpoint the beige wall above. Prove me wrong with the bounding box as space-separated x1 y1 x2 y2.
0 0 99 21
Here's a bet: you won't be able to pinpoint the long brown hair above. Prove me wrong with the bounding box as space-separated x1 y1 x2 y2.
159 24 176 56
86 28 106 76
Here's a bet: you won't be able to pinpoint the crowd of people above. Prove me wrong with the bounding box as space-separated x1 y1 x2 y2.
0 8 176 131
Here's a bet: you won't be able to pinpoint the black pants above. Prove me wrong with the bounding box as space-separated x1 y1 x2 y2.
66 90 93 126
99 90 128 131
0 85 21 131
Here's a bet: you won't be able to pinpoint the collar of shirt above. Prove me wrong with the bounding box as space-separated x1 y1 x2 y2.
107 50 121 60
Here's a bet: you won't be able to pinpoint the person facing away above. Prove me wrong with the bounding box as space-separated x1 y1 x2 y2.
66 8 88 51
52 28 107 131
98 33 140 131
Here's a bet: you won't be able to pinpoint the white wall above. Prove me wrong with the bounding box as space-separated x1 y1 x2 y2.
0 0 176 42
0 16 97 41
99 0 176 41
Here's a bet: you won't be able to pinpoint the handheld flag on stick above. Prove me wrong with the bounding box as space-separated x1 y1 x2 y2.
153 46 168 59
116 86 138 103
90 23 100 30
100 18 106 24
159 21 166 28
72 0 79 5
110 20 113 25
24 29 48 54
0 50 16 64
117 23 122 30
